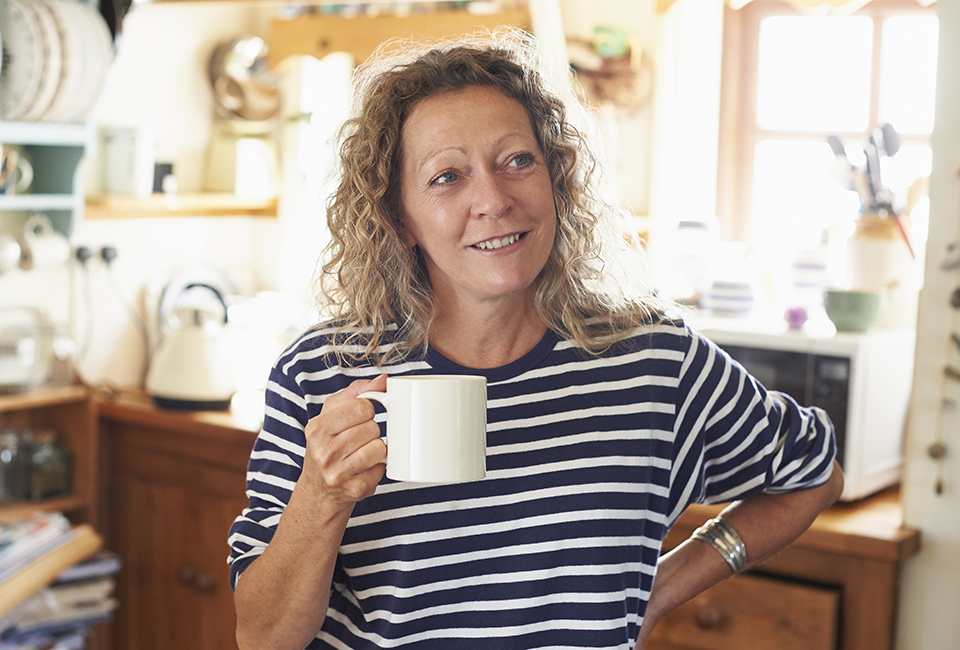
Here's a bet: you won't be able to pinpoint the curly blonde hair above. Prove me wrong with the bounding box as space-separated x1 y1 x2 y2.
319 27 665 366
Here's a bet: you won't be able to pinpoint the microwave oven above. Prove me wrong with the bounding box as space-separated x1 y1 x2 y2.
698 324 916 501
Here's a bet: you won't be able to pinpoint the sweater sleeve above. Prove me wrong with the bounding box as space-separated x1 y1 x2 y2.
666 325 837 525
226 357 310 590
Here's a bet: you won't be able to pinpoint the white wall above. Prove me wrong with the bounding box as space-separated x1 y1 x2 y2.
68 2 287 388
896 2 960 647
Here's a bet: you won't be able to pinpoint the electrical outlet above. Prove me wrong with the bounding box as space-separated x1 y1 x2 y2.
75 246 93 265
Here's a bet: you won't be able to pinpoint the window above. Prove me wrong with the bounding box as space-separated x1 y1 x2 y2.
717 0 938 253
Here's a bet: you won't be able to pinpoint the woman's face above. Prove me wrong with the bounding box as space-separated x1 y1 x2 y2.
399 85 557 312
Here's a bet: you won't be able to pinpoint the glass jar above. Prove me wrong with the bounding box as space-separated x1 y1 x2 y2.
0 428 31 501
26 429 71 501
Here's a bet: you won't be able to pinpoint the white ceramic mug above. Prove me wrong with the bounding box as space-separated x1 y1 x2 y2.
359 375 487 483
0 146 33 195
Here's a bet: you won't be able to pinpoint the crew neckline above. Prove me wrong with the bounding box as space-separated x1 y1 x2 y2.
425 329 560 383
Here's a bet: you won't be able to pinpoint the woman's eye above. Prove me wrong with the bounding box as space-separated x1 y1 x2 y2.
509 153 535 168
430 170 459 186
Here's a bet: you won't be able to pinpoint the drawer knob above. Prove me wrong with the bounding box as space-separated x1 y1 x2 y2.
694 605 725 630
177 565 218 594
195 571 218 593
177 565 197 588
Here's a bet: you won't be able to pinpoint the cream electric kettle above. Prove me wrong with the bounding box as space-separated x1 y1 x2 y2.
145 283 236 410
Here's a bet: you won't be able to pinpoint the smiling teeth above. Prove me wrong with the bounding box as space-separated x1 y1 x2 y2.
475 234 520 250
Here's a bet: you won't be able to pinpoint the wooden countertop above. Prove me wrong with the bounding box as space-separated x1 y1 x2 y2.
96 388 264 437
672 488 920 564
95 388 920 564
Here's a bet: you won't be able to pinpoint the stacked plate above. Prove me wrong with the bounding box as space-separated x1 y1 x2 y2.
0 0 113 123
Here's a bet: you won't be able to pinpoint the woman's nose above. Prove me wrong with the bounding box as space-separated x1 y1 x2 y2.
471 171 513 219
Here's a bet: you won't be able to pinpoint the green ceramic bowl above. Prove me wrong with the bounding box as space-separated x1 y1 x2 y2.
824 289 883 332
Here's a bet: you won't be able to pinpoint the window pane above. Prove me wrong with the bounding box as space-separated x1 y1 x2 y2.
879 15 939 135
750 140 861 251
756 16 873 132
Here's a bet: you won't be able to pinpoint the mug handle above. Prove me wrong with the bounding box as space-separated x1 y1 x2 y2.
358 391 389 459
357 391 389 407
24 213 54 240
14 156 33 194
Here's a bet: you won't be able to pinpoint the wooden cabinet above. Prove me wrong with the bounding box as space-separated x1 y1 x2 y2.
649 573 839 650
0 386 110 649
97 392 259 650
648 491 920 650
0 386 98 525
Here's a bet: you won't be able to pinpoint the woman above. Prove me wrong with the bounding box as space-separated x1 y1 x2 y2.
229 29 842 650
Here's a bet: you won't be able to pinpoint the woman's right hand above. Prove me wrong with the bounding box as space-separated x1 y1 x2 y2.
297 374 389 509
235 373 389 650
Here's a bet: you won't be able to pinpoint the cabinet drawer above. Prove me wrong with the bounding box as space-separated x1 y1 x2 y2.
647 573 839 650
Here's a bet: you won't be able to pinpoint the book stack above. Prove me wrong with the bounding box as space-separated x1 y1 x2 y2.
0 513 118 649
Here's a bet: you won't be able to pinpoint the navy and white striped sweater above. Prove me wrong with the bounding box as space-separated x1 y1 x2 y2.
227 319 835 649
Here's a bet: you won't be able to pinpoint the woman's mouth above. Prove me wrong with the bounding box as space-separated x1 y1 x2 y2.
472 233 524 250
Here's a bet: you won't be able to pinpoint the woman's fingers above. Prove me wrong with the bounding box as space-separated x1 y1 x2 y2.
300 375 389 503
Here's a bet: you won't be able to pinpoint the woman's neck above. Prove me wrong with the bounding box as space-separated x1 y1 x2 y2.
427 296 547 369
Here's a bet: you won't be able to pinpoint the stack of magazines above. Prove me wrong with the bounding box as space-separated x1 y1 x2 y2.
0 513 118 649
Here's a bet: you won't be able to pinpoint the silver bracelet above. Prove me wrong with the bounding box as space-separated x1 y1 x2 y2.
691 516 748 574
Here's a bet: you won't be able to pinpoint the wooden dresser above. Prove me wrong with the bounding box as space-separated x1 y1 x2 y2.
647 488 920 650
95 390 919 650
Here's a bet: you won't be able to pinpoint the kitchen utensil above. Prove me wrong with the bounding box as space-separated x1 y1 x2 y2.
145 283 237 410
18 214 71 269
863 138 884 210
208 35 281 124
871 122 900 161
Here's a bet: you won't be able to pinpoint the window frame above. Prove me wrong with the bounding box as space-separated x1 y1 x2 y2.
716 0 937 245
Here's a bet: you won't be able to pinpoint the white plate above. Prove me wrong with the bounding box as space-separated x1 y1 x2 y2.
1 0 46 120
66 0 113 123
40 0 86 123
21 0 64 122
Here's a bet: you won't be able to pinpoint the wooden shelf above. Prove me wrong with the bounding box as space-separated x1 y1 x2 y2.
0 496 88 521
268 7 532 68
84 193 278 219
0 385 99 528
0 385 89 412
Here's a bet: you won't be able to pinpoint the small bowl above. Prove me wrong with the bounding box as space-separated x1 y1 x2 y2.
824 289 884 332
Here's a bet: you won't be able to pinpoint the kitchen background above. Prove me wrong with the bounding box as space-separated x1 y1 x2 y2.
1 0 957 647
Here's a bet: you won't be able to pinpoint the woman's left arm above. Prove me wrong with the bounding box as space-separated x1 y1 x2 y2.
635 459 844 648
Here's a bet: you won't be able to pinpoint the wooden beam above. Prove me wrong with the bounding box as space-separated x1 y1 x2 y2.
267 9 532 68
